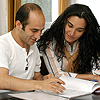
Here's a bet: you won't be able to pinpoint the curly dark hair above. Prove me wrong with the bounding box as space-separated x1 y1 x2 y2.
37 4 100 74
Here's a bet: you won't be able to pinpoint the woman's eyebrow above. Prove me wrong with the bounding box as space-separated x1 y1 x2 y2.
78 27 85 30
68 20 85 30
67 20 73 26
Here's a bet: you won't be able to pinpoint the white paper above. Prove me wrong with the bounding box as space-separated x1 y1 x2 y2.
9 91 68 100
60 76 97 93
57 76 100 98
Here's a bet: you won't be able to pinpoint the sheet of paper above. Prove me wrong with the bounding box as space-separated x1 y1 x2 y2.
42 89 90 98
9 91 68 100
59 75 97 93
58 89 90 98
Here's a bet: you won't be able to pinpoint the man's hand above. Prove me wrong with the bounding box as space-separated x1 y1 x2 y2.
37 77 66 94
43 74 55 79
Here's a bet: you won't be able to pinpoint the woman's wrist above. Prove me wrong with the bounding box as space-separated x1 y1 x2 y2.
75 74 93 80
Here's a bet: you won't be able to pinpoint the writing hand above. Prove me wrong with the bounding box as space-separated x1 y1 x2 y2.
37 77 66 94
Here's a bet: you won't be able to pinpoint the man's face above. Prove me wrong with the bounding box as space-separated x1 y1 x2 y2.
19 10 45 46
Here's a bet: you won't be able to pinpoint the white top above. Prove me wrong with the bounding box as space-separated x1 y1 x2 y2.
42 40 78 78
0 32 41 79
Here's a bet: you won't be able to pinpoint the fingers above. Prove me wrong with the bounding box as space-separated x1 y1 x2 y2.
95 77 100 82
92 75 100 82
55 82 66 91
53 78 65 85
47 77 65 86
48 85 64 94
40 77 66 94
48 81 66 94
51 82 66 93
43 74 65 85
43 74 55 79
49 87 59 94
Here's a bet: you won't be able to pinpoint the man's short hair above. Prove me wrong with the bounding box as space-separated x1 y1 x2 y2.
15 3 42 30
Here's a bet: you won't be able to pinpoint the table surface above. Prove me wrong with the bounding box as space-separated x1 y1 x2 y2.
0 91 100 100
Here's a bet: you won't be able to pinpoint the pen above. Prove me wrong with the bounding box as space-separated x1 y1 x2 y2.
67 72 71 77
92 79 98 82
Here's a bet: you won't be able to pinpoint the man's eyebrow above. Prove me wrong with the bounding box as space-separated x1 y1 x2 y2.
30 28 45 31
30 28 39 31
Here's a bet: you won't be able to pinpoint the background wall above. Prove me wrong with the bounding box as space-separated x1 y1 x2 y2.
69 0 100 25
0 0 7 35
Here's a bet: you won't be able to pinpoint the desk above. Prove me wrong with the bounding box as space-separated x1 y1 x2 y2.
0 91 23 100
0 91 100 100
0 91 32 100
72 93 100 100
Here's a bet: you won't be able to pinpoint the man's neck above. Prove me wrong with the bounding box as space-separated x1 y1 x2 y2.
11 28 30 54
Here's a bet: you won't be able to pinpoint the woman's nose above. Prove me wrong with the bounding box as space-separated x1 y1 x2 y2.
70 29 75 36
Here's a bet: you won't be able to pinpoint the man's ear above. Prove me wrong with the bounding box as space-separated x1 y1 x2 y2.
15 20 22 29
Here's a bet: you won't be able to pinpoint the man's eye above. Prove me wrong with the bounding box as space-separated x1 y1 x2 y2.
32 30 37 33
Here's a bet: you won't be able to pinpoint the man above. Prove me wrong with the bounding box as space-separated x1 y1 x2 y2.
0 3 65 93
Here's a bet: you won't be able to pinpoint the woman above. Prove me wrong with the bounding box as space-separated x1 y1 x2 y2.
37 4 100 81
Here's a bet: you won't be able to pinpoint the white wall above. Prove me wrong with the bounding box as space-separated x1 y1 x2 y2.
0 0 7 35
69 0 100 25
52 0 58 22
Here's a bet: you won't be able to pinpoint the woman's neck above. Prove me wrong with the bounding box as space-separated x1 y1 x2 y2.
68 42 74 49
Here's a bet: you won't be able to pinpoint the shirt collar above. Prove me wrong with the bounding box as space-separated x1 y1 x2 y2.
65 41 79 55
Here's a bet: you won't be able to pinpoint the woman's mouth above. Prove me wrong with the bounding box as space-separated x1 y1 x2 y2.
67 34 74 40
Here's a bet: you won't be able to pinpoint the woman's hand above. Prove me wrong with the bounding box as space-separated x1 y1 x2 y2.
91 75 100 82
76 74 100 82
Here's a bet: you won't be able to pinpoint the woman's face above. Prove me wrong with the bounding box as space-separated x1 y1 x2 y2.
64 16 87 45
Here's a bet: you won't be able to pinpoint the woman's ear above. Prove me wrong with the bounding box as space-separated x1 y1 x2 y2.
15 20 22 29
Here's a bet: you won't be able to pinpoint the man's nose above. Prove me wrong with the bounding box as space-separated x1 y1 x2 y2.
34 31 42 39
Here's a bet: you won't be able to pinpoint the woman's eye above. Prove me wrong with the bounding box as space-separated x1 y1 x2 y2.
77 29 84 32
68 24 72 28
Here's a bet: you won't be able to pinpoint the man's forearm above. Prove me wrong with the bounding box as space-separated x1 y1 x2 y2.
0 75 42 91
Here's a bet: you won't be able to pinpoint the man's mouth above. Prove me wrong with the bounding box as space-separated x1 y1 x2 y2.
31 39 37 42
